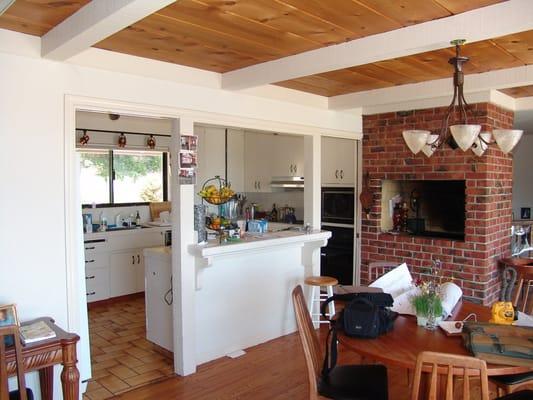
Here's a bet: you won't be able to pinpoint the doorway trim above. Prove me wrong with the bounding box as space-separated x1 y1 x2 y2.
64 94 362 379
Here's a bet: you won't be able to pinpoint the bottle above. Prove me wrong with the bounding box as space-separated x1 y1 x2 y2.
271 203 278 222
135 210 141 227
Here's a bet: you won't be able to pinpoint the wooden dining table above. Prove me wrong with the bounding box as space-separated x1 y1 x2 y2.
337 300 532 376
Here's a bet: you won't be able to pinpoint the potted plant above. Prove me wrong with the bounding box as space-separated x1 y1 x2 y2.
411 292 443 328
411 259 445 329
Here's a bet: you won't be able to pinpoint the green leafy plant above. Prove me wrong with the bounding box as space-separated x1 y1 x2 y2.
411 293 443 318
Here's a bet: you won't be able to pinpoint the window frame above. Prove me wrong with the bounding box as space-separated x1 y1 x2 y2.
80 149 168 208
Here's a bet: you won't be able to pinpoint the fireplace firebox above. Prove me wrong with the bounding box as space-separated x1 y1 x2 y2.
381 180 466 240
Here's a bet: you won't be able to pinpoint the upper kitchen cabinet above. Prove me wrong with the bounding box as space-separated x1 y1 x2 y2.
270 134 304 178
244 131 273 193
321 137 355 186
195 126 244 193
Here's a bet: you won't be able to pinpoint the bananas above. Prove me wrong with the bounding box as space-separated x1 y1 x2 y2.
198 183 235 204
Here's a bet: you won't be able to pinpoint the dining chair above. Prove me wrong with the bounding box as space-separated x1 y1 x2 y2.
292 285 388 400
490 372 533 397
410 351 489 400
0 325 33 400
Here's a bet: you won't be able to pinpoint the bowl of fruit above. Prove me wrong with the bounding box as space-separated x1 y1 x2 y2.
198 176 235 205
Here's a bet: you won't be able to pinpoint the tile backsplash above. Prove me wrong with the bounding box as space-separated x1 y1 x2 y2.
81 205 151 225
244 191 304 221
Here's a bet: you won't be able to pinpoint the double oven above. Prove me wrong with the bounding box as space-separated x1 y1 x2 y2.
321 187 355 285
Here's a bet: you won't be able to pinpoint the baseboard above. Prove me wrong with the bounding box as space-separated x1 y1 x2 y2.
87 292 144 309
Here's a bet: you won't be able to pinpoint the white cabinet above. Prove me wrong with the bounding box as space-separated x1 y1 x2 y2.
84 239 110 303
321 137 355 186
84 228 166 303
110 251 143 297
85 267 110 302
244 131 273 192
270 135 304 177
195 126 244 192
244 132 304 192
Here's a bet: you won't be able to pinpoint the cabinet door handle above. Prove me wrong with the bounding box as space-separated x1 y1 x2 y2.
137 255 141 264
85 246 95 250
86 275 95 280
340 170 344 179
85 260 94 264
132 255 135 264
293 165 297 173
87 291 96 296
335 170 339 179
258 181 261 190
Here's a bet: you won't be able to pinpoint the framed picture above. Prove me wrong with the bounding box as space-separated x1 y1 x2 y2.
521 207 531 220
179 151 197 168
0 304 19 327
179 168 196 185
180 135 198 151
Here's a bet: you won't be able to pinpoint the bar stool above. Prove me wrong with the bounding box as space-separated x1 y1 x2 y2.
304 276 338 324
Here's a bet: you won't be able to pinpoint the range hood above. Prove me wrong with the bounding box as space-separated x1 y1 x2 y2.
271 176 304 189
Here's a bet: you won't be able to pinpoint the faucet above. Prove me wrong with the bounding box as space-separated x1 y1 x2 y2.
115 213 122 227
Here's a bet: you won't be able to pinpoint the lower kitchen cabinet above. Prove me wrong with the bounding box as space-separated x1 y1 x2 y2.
84 228 166 303
85 267 110 302
109 251 144 297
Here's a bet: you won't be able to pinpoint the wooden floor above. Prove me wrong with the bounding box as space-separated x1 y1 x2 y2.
85 296 506 400
84 296 174 399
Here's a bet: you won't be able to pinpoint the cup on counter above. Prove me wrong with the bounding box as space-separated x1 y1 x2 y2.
236 220 246 237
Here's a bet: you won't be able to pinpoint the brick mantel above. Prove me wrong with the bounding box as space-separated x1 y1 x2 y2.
361 103 514 305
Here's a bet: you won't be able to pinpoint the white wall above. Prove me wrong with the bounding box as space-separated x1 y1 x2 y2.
513 134 533 220
0 29 360 399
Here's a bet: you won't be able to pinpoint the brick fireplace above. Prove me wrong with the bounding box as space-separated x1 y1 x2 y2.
361 103 514 305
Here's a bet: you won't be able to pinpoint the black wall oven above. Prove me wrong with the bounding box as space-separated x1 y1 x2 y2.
321 225 354 285
321 187 355 285
321 187 355 225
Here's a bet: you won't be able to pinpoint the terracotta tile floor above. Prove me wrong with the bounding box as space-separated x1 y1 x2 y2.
84 296 175 400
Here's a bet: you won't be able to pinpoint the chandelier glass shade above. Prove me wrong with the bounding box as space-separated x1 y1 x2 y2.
402 40 522 157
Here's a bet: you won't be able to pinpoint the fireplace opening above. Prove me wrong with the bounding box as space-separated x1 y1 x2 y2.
381 179 466 240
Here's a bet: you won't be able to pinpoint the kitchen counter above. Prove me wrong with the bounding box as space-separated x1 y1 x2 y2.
185 228 330 364
84 225 169 240
190 229 330 261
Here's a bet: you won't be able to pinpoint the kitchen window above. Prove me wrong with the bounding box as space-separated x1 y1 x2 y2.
79 149 168 205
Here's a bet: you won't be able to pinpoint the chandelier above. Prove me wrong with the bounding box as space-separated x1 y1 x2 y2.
402 40 523 157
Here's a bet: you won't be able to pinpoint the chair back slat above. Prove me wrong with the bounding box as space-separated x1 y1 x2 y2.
411 351 489 400
0 326 28 400
292 285 323 399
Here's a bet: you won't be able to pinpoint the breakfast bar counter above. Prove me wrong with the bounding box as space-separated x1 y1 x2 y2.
188 229 331 364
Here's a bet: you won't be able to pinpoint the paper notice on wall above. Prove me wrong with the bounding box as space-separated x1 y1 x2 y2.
178 134 198 185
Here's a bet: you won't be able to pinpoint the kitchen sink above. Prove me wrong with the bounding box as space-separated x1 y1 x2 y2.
105 225 148 231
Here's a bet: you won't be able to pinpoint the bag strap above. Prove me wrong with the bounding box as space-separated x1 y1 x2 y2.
321 325 339 379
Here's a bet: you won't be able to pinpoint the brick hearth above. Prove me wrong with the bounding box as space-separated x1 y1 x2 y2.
361 103 514 305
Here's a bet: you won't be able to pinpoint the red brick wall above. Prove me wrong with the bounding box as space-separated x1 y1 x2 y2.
361 103 514 305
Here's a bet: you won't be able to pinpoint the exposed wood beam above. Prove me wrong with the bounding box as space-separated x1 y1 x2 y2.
221 0 533 90
41 0 176 60
328 65 533 111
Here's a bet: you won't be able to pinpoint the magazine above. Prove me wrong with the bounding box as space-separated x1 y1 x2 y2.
20 321 56 344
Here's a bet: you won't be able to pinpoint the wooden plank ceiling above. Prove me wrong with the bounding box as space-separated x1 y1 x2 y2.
2 0 531 99
0 0 90 36
93 0 504 73
499 85 533 98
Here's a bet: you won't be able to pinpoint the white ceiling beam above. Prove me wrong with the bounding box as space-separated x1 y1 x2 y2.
328 65 533 111
329 65 533 114
221 0 533 90
41 0 176 60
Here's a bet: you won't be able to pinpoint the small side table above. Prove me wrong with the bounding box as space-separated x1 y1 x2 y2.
4 317 80 400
